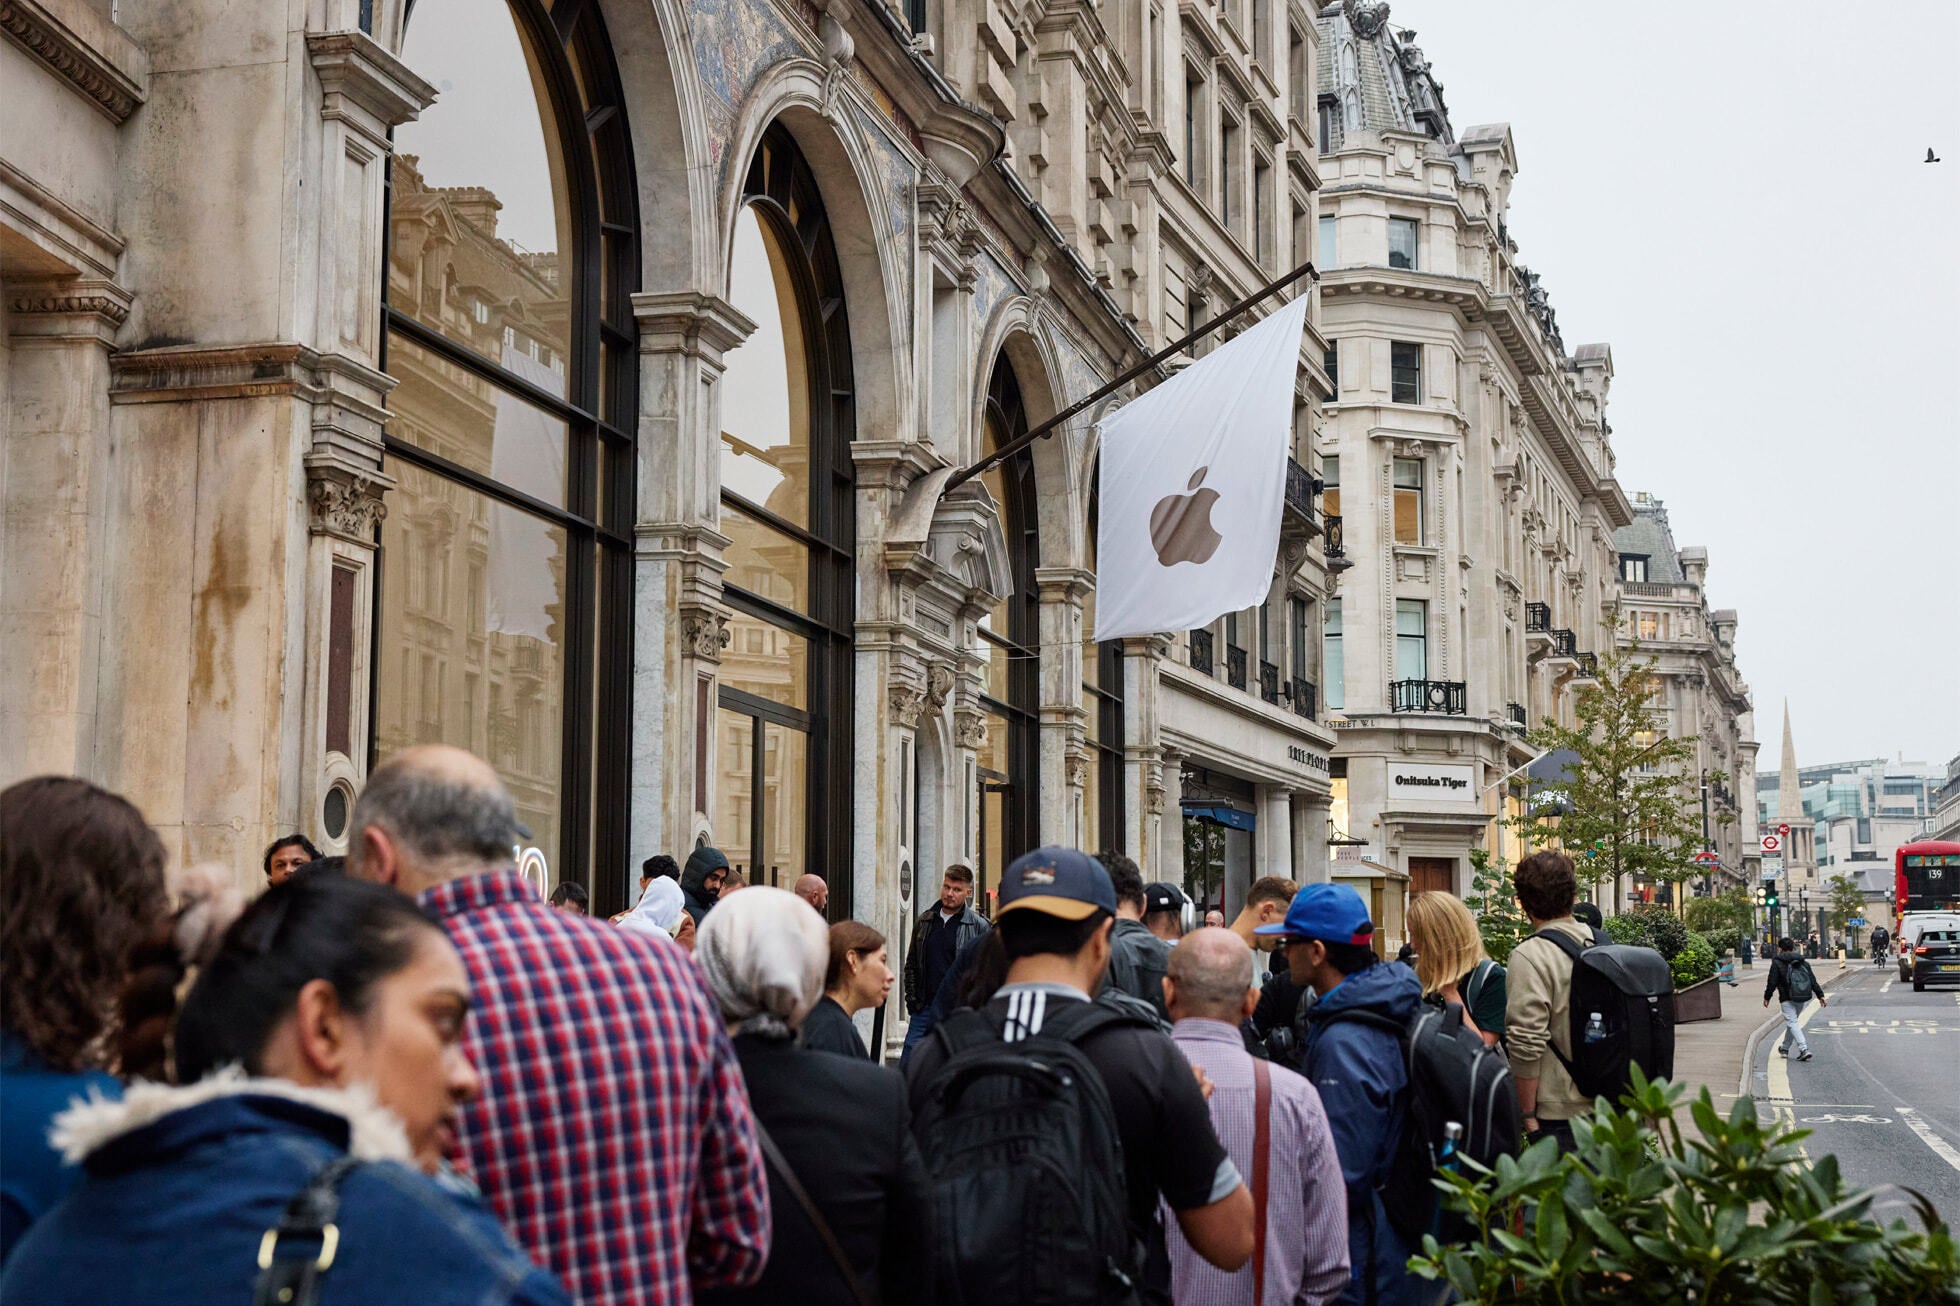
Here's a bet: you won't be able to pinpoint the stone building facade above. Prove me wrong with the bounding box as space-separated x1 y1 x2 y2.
2 0 1355 1029
1612 492 1759 897
1306 3 1632 905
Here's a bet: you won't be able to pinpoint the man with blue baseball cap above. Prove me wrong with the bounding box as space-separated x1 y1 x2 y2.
1256 883 1426 1306
905 848 1253 1305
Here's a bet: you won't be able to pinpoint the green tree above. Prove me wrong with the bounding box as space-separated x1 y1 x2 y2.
1824 871 1867 945
1464 848 1529 963
1505 641 1713 912
1684 886 1754 936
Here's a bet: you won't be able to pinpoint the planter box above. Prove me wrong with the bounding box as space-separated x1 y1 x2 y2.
1674 975 1723 1024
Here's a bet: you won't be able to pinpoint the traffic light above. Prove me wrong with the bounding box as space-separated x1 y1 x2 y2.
1765 885 1780 910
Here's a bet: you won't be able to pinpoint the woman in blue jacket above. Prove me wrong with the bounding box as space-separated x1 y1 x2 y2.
1 872 566 1306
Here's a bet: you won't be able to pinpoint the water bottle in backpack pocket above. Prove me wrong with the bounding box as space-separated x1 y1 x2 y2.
1529 929 1676 1103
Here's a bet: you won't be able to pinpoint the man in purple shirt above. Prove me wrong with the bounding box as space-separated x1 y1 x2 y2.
1162 928 1350 1306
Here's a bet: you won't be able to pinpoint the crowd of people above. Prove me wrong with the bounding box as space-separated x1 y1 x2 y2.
1 746 1615 1305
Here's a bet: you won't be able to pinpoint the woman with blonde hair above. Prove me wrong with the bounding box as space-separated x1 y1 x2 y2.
1407 890 1505 1047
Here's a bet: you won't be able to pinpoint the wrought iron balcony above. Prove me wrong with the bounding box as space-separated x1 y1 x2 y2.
1281 457 1319 538
1525 602 1552 633
1549 627 1578 658
1259 660 1280 704
1572 651 1599 679
1391 679 1468 715
1289 677 1318 719
1323 513 1345 558
1508 701 1527 730
1189 628 1214 675
1227 645 1249 690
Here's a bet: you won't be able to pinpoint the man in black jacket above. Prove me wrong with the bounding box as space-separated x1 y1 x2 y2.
1100 851 1174 1021
1764 937 1827 1061
902 864 990 1053
680 846 729 925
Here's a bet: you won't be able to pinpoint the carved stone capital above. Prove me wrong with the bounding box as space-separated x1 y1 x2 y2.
925 661 956 708
890 684 927 729
307 29 437 143
680 608 731 662
307 466 392 543
954 709 988 750
1146 779 1167 815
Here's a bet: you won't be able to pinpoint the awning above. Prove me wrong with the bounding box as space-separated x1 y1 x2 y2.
1526 749 1582 785
1181 803 1257 831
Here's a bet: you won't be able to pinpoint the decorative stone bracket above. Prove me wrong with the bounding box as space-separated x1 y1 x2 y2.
680 608 731 663
307 465 392 543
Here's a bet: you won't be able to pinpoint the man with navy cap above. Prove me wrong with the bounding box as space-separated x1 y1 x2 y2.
905 847 1254 1304
1256 883 1425 1306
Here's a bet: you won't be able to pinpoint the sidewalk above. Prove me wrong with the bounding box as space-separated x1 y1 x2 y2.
1667 960 1856 1136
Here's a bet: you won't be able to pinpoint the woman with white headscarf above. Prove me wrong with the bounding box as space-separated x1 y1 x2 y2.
616 875 695 950
694 889 933 1306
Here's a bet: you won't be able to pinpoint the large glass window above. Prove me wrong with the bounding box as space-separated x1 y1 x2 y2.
716 127 856 901
1318 214 1336 270
1396 599 1428 680
1393 457 1423 544
379 0 638 903
1321 453 1340 517
1323 599 1343 710
1388 217 1419 270
977 359 1040 904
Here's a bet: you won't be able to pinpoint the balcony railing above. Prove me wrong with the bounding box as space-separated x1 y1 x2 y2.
1189 628 1214 675
1391 679 1468 715
1259 660 1280 704
1572 651 1599 679
1550 627 1578 658
1289 677 1318 719
1323 513 1345 558
1227 645 1248 690
1508 701 1527 730
1282 457 1317 534
1525 602 1552 633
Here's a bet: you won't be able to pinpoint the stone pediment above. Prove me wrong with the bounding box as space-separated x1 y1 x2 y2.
884 466 1012 610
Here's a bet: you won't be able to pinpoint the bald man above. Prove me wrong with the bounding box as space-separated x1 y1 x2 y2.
1162 928 1350 1306
794 873 828 914
348 746 769 1303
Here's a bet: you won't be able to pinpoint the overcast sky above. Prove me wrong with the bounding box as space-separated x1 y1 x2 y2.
1399 0 1959 770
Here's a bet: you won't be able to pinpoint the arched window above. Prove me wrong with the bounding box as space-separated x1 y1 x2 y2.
976 358 1040 908
376 0 638 902
714 126 854 903
1084 481 1126 855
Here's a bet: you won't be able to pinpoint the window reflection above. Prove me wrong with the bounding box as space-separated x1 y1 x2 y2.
388 335 568 507
376 459 567 869
720 209 812 529
722 611 808 710
391 0 572 378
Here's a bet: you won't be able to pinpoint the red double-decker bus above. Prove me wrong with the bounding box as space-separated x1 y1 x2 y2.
1896 839 1960 921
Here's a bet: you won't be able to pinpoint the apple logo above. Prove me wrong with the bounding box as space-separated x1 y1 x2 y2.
1150 467 1224 567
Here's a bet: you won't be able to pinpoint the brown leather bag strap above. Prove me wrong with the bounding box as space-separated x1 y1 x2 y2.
1252 1054 1271 1304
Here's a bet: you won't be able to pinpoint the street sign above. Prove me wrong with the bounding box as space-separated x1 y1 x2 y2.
1693 851 1720 867
1848 918 1866 927
1777 823 1791 837
1762 857 1783 878
1761 833 1783 855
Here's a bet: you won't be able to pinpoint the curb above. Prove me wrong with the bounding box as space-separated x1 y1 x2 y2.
1735 965 1859 1096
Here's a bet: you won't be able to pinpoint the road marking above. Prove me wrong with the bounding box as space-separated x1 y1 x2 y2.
1882 979 1893 993
1800 1113 1892 1125
1765 1000 1825 1105
1897 1108 1960 1175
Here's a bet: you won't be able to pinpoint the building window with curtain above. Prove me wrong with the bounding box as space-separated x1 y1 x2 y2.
1395 599 1428 680
1323 599 1343 710
1393 456 1423 544
377 0 638 901
713 127 856 899
977 359 1041 908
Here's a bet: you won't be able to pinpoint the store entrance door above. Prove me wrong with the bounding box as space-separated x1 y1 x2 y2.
1409 856 1455 898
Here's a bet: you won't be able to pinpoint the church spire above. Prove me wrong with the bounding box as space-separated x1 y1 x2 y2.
1776 700 1801 821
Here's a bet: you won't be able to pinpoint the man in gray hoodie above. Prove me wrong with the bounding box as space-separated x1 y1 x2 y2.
680 846 729 925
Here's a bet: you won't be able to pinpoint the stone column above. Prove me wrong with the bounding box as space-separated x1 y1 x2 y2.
1035 566 1092 845
1157 747 1187 885
1125 633 1168 871
1295 792 1333 885
629 291 755 875
1258 785 1295 884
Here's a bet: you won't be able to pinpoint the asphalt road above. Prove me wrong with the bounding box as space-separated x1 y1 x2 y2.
1750 962 1960 1227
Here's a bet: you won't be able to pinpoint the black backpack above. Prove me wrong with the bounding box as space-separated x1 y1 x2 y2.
1782 955 1817 1003
912 999 1150 1306
1528 929 1675 1102
1320 1000 1522 1241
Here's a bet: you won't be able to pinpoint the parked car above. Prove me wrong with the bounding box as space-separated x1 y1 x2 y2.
1898 912 1960 981
1909 928 1960 992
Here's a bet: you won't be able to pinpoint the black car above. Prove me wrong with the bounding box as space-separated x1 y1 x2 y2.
1910 928 1960 991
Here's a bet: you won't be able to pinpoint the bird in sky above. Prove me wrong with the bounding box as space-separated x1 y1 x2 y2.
1928 148 1942 163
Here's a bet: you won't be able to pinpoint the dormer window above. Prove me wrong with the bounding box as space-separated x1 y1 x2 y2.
1621 555 1649 583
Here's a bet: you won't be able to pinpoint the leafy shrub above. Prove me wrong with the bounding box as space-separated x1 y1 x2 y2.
1704 926 1741 958
1464 849 1529 964
1672 932 1717 987
1410 1071 1960 1304
1684 888 1754 936
1604 904 1691 960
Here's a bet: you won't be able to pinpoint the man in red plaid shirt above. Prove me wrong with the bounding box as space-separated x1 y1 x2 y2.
350 745 770 1303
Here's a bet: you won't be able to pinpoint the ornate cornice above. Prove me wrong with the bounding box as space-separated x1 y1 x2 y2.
7 277 129 328
110 342 322 404
307 29 439 140
0 0 146 123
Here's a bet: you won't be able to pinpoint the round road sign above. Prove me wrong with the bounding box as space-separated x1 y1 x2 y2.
1761 833 1783 855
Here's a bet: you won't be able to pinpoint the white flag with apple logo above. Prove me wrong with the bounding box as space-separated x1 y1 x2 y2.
1092 293 1309 641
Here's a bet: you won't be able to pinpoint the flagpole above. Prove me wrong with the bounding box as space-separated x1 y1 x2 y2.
942 259 1320 493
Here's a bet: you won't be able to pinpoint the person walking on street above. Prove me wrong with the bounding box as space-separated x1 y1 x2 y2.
1257 883 1425 1306
350 746 769 1305
901 864 990 1053
1162 928 1350 1306
803 921 891 1060
1102 851 1174 1021
694 889 933 1306
1503 851 1593 1154
1764 937 1826 1061
681 848 731 925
